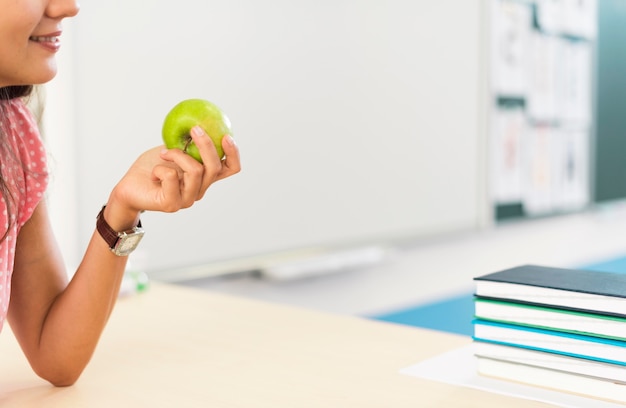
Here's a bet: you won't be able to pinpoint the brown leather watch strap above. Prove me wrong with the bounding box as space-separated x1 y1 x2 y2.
96 206 142 249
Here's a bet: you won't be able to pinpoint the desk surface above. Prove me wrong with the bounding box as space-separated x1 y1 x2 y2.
0 283 549 407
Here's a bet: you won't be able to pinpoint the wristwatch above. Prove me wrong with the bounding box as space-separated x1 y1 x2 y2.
96 206 145 256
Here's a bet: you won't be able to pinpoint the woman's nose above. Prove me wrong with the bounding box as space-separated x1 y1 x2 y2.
46 0 80 20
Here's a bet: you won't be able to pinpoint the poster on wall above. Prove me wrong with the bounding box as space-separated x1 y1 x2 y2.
490 0 596 221
491 107 525 204
490 0 533 97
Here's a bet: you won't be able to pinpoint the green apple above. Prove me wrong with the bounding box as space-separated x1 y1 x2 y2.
162 98 232 163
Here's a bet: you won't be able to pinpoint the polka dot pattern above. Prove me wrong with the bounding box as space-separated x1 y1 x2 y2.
0 99 49 332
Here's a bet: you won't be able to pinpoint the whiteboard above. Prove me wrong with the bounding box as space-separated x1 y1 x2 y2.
49 0 485 275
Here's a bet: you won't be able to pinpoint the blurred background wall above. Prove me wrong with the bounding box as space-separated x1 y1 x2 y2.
41 0 626 282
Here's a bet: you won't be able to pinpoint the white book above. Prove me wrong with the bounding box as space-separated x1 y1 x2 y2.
476 355 626 404
474 342 626 383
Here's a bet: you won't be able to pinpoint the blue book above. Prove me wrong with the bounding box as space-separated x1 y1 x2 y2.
473 319 626 366
474 264 626 317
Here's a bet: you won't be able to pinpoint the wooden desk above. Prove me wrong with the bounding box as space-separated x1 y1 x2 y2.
0 283 548 407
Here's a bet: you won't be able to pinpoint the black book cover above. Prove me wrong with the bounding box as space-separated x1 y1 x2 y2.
474 264 626 298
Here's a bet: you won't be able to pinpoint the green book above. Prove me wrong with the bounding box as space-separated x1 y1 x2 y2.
474 298 626 341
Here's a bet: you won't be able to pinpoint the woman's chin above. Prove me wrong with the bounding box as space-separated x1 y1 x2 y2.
30 61 58 85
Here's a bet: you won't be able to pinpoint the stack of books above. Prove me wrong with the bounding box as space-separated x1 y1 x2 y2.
472 264 626 403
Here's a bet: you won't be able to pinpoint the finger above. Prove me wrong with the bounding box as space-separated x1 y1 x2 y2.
190 126 226 193
151 165 183 212
157 149 185 178
190 126 222 169
193 134 241 201
160 147 204 206
216 135 241 181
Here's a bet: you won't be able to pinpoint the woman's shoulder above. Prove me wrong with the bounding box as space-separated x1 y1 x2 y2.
3 98 44 162
2 98 49 228
3 98 38 128
1 98 41 147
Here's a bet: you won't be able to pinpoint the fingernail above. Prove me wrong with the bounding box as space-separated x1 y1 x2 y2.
223 135 235 146
191 126 205 138
160 148 168 155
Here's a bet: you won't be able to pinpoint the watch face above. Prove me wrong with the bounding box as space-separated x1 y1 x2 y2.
114 231 145 256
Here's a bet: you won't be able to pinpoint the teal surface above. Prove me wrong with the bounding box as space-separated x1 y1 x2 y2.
370 257 626 336
371 292 475 336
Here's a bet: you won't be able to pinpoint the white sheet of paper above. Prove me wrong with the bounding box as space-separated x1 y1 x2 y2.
526 32 559 121
523 125 555 215
490 0 533 96
536 0 564 34
562 0 597 39
491 107 525 204
551 127 589 211
557 40 592 125
400 344 626 408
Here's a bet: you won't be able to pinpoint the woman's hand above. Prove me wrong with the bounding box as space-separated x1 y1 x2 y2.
8 125 241 386
106 126 241 227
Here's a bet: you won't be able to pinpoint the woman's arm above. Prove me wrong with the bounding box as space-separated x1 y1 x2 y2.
7 127 240 386
8 201 132 386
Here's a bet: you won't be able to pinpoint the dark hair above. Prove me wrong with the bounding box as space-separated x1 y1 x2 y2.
0 85 35 242
0 86 33 100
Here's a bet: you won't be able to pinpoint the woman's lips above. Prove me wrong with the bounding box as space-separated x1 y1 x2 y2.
29 33 62 52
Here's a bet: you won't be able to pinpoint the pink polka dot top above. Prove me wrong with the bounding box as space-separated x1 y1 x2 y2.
0 98 49 332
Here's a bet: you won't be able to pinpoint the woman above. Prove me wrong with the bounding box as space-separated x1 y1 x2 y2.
0 0 241 386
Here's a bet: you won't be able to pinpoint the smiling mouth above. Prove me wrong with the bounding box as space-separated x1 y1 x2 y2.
29 36 60 43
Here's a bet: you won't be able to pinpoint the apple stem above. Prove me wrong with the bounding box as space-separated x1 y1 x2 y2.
183 136 193 153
